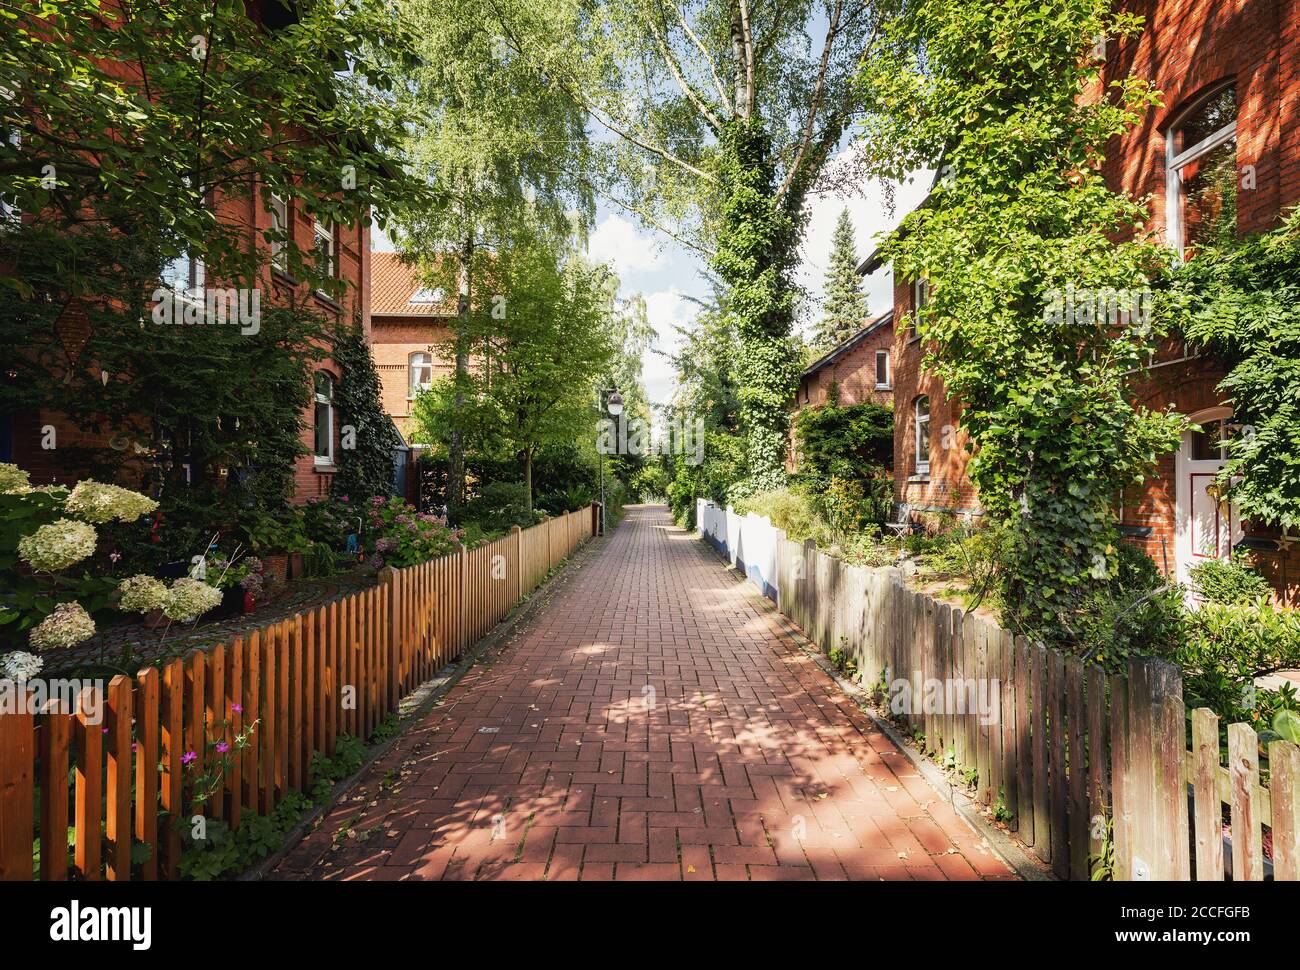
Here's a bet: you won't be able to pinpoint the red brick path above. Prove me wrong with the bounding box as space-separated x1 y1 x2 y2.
271 506 1017 882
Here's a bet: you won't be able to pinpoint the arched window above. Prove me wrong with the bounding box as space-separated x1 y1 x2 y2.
409 352 434 398
914 395 930 475
313 371 335 465
1167 83 1238 257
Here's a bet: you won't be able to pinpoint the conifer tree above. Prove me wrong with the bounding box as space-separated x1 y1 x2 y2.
815 209 869 351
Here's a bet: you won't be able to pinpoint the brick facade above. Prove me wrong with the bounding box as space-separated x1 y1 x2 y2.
789 313 894 472
880 0 1300 598
367 252 458 440
4 1 371 507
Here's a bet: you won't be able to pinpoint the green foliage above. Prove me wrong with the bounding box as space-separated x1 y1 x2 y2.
417 229 618 511
714 120 802 495
1189 554 1273 606
0 0 422 297
856 0 1188 649
734 487 834 549
459 482 545 535
365 497 459 568
1167 211 1300 530
815 209 870 350
1176 600 1300 727
330 323 401 503
793 397 893 480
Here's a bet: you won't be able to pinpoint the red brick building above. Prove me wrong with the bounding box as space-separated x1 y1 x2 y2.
368 252 458 441
3 1 372 507
788 311 895 472
874 0 1300 601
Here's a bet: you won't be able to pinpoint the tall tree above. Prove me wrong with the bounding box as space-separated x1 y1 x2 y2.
392 0 595 513
430 228 619 511
814 208 868 349
491 0 902 496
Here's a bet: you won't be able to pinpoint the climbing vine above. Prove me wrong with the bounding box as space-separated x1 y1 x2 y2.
1167 209 1300 531
711 121 803 499
855 0 1189 647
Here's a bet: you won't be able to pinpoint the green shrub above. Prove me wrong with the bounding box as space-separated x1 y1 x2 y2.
1189 554 1272 605
734 487 834 548
1177 600 1300 726
458 482 544 534
1063 544 1186 670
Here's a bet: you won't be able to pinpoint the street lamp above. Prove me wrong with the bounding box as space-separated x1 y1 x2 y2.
599 387 621 535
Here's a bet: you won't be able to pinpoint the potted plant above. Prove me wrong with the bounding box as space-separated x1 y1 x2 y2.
243 511 308 588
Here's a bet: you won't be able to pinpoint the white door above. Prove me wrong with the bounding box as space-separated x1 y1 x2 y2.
1175 409 1240 598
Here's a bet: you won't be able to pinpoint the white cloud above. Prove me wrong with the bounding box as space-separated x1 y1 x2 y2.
587 214 665 276
640 288 696 408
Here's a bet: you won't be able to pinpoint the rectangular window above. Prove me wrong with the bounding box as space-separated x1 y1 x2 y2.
314 372 334 465
914 396 931 475
909 278 929 343
875 350 891 389
313 219 335 292
1168 84 1238 257
270 193 289 272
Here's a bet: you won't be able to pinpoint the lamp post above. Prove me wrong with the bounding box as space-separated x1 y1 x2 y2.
599 388 623 535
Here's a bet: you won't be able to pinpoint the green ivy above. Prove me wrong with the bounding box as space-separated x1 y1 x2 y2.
1166 210 1300 531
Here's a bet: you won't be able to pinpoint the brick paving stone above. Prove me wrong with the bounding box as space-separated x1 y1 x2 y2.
271 506 1016 882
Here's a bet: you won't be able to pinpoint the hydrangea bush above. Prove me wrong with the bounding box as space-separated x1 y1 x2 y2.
0 462 220 674
365 496 461 568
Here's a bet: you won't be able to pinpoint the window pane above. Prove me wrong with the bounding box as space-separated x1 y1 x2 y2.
917 421 930 464
916 396 930 419
1176 86 1237 154
876 351 889 385
314 402 331 457
1181 137 1238 252
314 372 332 399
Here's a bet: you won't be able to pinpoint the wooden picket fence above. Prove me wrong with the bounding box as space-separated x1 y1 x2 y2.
0 505 596 881
712 507 1300 881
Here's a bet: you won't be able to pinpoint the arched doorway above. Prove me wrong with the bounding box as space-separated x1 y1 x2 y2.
1175 407 1240 597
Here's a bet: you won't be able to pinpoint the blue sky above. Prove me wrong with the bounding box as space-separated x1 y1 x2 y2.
373 156 932 409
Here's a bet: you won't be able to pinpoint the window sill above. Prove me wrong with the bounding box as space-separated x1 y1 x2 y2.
313 290 341 311
272 268 299 287
907 473 930 484
313 462 337 474
875 384 893 391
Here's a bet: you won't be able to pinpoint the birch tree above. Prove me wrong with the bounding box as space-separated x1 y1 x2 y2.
490 0 901 494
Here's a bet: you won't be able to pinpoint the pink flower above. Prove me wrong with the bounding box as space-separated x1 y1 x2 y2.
181 750 197 765
215 741 230 754
231 703 243 714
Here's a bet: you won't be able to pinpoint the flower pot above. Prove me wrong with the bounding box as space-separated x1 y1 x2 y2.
143 608 168 629
288 551 304 580
262 553 288 587
242 589 257 615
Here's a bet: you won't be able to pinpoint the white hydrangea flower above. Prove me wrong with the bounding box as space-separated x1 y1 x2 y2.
29 602 96 650
17 519 98 572
0 463 31 493
163 578 223 622
1 650 44 680
117 574 170 613
64 480 158 524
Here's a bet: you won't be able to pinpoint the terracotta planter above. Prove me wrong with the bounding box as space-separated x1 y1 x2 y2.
288 551 304 580
262 553 288 587
143 608 169 629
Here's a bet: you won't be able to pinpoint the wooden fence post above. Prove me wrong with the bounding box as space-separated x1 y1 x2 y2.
380 566 400 702
0 689 34 880
512 525 523 604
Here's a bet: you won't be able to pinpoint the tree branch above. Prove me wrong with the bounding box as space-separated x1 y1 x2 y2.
776 0 842 202
644 7 723 133
661 0 733 115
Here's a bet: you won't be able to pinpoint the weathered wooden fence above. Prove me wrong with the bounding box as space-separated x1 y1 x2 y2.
700 500 1300 881
0 505 595 881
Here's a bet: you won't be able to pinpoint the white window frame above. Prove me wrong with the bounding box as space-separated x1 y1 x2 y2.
409 351 434 398
910 278 929 343
874 349 891 389
269 193 289 273
313 218 335 294
161 250 205 304
409 286 445 305
314 372 334 466
914 396 930 475
1166 83 1237 258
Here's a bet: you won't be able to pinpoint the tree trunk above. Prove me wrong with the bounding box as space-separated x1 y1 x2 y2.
713 119 799 496
448 231 473 515
524 449 533 513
